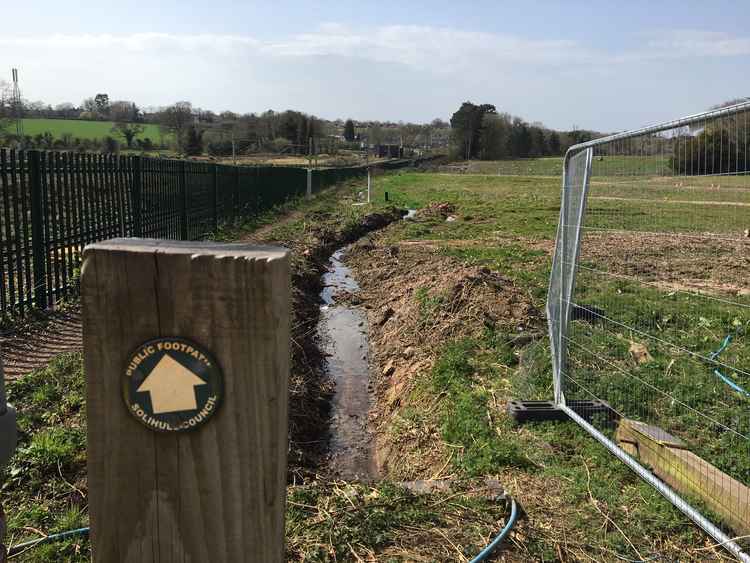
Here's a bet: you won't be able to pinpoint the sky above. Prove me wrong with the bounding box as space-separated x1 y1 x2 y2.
2 0 749 132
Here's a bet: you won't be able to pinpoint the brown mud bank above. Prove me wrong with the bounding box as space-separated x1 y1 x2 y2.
340 228 544 480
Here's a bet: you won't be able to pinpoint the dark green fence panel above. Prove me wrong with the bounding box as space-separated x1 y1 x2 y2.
0 149 415 317
185 161 214 240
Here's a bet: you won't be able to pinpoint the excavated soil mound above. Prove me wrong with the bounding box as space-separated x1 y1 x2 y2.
344 235 543 476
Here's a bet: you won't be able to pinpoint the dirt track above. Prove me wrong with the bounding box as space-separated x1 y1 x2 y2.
1 307 82 380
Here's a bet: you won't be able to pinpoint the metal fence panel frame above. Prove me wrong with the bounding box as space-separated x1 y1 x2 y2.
548 100 750 562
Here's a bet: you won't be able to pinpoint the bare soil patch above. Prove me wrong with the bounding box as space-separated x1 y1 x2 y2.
580 231 750 296
1 307 82 380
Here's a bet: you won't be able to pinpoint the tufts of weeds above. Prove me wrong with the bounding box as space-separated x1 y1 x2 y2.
414 286 446 329
2 352 90 562
430 339 531 473
286 480 512 562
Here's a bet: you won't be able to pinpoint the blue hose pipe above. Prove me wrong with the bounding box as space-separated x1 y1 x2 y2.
7 527 89 556
470 497 519 563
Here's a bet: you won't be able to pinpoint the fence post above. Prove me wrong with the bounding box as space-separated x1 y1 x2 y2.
82 239 290 562
233 167 240 224
131 156 143 237
306 168 312 199
212 164 219 232
179 160 188 240
28 151 48 310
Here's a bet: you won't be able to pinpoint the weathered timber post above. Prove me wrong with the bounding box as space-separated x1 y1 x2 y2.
306 168 312 199
82 239 290 563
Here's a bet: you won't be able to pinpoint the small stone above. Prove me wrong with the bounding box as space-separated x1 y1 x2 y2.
403 346 415 359
383 359 396 377
629 341 653 365
377 306 395 326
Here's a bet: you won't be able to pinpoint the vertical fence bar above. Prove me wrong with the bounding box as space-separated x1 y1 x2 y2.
41 152 54 307
0 150 14 313
233 166 240 224
212 164 219 232
16 151 31 314
179 160 188 240
28 151 47 310
131 156 143 238
48 152 62 302
52 152 68 298
60 152 73 295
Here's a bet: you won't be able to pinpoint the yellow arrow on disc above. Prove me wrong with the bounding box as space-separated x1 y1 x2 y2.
137 354 207 414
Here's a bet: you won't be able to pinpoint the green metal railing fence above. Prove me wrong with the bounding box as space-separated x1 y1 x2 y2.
0 149 414 317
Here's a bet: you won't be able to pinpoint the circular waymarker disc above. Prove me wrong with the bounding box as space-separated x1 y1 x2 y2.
123 337 223 432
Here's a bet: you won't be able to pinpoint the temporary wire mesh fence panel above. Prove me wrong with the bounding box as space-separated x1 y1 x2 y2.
0 149 411 318
548 101 750 561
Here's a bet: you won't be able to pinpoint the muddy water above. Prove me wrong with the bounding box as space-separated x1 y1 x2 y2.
319 249 376 480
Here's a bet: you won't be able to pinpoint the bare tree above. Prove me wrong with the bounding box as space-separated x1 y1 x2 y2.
399 123 422 147
0 81 11 134
110 101 140 123
157 101 194 151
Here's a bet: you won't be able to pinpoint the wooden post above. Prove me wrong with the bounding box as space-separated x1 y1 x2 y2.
306 168 312 199
82 239 290 562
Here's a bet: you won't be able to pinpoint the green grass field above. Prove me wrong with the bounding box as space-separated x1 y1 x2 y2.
467 157 564 176
464 155 680 178
3 118 165 142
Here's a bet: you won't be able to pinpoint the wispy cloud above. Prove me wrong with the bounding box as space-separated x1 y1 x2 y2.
0 33 260 53
1 26 748 129
264 24 591 70
647 30 750 57
3 26 748 73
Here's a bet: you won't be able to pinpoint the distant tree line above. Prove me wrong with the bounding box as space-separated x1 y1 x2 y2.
0 132 156 154
449 101 598 160
1 79 454 157
670 125 750 175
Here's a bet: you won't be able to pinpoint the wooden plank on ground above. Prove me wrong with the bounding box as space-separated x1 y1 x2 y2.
617 418 750 537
